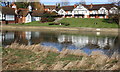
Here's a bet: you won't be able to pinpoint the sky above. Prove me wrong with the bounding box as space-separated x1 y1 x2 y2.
1 0 119 5
40 0 114 5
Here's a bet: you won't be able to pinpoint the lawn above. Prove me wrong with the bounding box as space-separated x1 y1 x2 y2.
9 18 118 28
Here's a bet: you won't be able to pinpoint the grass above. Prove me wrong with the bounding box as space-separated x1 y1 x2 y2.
2 43 120 70
60 55 83 61
2 48 37 70
2 48 83 70
8 18 118 28
40 52 59 65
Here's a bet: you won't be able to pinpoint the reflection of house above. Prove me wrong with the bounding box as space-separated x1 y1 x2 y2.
58 35 114 48
25 31 32 40
4 32 15 40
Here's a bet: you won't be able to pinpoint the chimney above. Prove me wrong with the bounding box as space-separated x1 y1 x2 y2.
74 4 77 8
90 3 93 8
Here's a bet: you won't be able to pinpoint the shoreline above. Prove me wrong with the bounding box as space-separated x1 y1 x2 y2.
1 25 118 35
2 25 118 32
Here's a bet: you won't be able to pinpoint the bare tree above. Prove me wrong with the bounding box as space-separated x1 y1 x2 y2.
60 0 69 6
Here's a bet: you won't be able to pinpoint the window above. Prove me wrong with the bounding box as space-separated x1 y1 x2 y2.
6 15 14 21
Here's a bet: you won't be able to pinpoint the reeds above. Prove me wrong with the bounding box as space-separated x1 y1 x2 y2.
4 43 120 70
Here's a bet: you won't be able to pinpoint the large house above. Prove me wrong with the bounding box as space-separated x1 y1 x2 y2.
0 6 16 24
45 4 118 18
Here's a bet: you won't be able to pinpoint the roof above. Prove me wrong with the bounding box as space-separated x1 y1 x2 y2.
56 4 117 11
31 10 44 17
44 5 56 10
61 6 74 11
17 8 29 16
83 4 116 10
1 6 15 15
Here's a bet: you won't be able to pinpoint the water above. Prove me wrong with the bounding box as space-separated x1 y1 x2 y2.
1 30 119 56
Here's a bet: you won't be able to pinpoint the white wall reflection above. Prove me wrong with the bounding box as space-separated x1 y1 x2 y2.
25 31 31 40
58 35 114 48
4 32 14 40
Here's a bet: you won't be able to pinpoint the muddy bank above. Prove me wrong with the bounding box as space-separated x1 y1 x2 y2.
1 25 119 36
1 25 118 32
3 43 120 70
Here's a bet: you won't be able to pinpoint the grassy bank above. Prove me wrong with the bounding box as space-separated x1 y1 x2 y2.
2 43 120 70
9 18 118 28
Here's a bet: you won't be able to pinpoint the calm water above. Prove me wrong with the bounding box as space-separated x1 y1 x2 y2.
1 30 119 55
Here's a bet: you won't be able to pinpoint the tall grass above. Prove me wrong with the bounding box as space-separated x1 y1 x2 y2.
3 43 120 70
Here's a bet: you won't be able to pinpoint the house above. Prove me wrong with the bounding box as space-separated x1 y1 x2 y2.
57 6 75 18
31 10 43 21
17 8 32 23
16 4 43 23
0 6 16 24
55 4 118 18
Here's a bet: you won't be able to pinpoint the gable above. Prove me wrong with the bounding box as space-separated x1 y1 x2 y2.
98 7 108 14
109 7 118 14
58 9 66 14
26 13 31 18
73 5 88 11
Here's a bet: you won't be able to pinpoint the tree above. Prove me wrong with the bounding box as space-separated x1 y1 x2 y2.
56 3 61 8
0 2 11 7
60 0 69 6
108 1 120 25
14 2 29 8
31 2 44 12
75 0 86 5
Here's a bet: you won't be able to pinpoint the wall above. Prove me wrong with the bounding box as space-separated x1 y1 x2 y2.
0 11 2 21
32 17 41 21
25 13 32 23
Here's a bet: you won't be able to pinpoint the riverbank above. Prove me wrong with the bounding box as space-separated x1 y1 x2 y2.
3 43 120 70
2 25 118 33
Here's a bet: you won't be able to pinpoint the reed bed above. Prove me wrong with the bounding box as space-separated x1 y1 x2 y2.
3 43 120 70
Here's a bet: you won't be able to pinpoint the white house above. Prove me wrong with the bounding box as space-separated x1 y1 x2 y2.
55 4 118 18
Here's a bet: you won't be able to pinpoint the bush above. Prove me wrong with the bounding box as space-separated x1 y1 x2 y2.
41 13 56 22
41 17 55 22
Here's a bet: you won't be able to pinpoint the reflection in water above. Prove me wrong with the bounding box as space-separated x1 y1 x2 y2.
1 30 119 55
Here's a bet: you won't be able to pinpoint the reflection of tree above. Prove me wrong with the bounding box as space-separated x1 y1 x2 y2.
113 35 120 54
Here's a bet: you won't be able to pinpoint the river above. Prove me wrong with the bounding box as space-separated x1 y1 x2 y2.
1 30 119 56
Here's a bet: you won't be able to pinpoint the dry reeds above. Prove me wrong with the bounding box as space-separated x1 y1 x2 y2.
5 43 120 70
